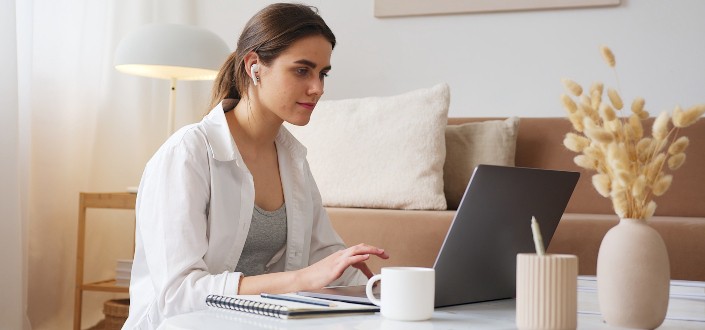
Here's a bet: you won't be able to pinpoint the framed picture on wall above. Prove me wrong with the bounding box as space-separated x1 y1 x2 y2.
374 0 621 18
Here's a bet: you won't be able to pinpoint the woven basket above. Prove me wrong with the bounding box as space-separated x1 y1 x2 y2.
102 299 130 330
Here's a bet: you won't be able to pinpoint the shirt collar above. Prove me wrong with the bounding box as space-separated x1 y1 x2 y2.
202 101 308 162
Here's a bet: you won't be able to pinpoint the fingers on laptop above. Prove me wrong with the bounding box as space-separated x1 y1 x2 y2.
353 262 375 279
344 244 389 279
347 244 389 259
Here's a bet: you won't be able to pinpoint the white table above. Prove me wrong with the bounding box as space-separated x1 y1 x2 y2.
160 278 705 329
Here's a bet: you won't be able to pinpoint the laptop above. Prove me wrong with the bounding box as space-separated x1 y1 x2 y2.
298 165 579 307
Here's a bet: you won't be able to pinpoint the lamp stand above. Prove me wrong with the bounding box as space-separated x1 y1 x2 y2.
127 78 178 194
167 78 177 137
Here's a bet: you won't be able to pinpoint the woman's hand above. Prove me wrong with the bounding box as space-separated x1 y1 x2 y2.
238 244 389 295
297 244 389 290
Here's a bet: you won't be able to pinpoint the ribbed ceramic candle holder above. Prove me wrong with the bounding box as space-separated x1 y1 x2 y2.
516 253 578 330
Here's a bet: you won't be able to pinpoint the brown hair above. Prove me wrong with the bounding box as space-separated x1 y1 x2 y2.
208 3 336 110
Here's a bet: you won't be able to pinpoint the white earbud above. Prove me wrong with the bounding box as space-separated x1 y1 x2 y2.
250 64 259 86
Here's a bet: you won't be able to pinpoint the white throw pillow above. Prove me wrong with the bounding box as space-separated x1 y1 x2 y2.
286 83 450 210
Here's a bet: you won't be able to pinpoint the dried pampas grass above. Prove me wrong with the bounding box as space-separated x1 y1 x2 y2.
564 133 590 152
652 111 670 141
608 88 624 110
561 45 704 220
668 137 689 155
562 78 583 96
667 153 686 170
600 45 616 67
673 105 705 128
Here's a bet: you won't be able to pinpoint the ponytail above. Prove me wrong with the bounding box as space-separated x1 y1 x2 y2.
209 52 241 110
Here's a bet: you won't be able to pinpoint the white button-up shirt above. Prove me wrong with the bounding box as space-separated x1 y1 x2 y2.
124 103 366 329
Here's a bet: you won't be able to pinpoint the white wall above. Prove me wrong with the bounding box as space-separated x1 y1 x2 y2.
197 0 705 118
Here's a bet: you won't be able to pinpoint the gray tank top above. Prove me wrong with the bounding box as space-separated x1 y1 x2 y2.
234 203 287 276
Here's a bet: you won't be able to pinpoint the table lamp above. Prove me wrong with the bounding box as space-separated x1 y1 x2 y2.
114 23 230 136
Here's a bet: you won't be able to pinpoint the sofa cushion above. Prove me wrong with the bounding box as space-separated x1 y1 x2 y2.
286 83 450 210
444 117 519 210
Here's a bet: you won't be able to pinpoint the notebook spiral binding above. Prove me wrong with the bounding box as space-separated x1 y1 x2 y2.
206 294 288 318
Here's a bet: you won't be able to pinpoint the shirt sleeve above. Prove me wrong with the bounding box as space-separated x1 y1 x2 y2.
135 130 243 319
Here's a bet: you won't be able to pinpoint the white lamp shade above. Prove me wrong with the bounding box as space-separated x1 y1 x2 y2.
114 23 231 80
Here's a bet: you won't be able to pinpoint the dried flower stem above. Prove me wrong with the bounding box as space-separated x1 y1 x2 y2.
562 45 703 219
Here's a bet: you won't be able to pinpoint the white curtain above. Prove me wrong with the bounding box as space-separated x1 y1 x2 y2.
1 0 29 328
11 0 213 328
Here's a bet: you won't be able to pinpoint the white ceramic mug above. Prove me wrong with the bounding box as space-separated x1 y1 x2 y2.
366 267 435 321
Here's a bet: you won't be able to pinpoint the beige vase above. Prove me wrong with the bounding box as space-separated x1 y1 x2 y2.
597 218 670 329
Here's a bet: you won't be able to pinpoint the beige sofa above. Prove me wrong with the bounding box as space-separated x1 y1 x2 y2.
327 117 705 281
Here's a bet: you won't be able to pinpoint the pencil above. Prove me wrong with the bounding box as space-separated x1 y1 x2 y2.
260 293 338 307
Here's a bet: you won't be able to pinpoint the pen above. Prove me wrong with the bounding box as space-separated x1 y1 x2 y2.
531 216 546 256
260 293 337 307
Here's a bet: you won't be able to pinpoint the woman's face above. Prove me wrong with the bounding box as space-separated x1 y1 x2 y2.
255 35 332 126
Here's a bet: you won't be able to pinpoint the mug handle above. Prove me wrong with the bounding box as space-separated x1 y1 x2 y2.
366 274 382 307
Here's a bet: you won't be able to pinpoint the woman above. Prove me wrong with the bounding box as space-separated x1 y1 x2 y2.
123 3 388 329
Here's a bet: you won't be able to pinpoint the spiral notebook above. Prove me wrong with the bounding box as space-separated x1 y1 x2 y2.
205 293 378 319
